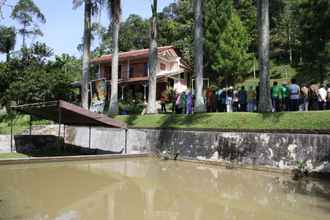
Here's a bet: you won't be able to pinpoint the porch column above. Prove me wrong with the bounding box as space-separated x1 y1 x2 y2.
121 86 125 100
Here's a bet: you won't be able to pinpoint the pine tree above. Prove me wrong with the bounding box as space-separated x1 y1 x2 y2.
11 0 46 48
212 13 253 84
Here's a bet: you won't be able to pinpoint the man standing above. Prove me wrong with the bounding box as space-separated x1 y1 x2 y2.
288 79 300 111
271 81 281 112
300 84 310 111
239 86 247 112
318 84 327 110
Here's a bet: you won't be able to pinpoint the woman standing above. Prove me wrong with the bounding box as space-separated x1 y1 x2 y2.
186 90 193 114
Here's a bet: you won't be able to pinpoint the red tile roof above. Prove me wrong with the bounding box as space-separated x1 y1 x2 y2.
91 46 175 64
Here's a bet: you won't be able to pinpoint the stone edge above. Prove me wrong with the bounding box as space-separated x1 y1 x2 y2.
129 127 330 135
0 153 151 165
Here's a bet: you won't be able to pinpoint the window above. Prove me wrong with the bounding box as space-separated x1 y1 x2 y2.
144 63 148 76
118 65 122 79
129 65 134 77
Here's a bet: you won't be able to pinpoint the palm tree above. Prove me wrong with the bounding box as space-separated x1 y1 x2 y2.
193 0 205 112
108 0 121 115
11 0 46 48
0 25 16 62
257 0 272 112
147 0 158 114
73 0 100 109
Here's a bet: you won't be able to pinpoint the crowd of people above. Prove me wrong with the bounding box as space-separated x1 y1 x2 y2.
161 79 330 114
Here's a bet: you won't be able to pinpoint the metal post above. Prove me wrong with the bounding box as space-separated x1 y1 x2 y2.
89 126 91 149
10 114 13 152
124 128 128 154
29 115 32 135
58 106 62 147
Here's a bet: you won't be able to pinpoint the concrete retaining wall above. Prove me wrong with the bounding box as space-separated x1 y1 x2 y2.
65 127 151 154
3 125 330 174
65 127 330 173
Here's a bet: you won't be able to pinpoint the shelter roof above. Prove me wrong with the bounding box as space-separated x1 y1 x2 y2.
11 100 127 129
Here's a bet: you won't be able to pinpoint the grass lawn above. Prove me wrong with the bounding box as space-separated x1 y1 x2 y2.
115 111 330 130
0 152 28 159
1 111 330 134
0 114 50 135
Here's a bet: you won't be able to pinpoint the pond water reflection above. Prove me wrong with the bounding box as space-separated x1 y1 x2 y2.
0 158 329 220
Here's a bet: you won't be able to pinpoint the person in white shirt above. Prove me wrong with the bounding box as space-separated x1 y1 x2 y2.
318 84 327 110
226 87 233 112
327 84 330 110
288 79 300 111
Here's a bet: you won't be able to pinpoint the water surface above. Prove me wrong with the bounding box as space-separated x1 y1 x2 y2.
0 158 330 220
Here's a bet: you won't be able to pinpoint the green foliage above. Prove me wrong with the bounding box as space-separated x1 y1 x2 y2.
295 0 330 82
0 42 80 106
0 113 46 134
118 14 149 52
158 0 194 62
0 25 16 60
11 0 46 46
118 100 144 115
93 14 148 56
52 54 82 81
205 0 254 85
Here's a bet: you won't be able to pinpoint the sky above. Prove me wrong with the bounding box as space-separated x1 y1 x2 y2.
0 0 175 60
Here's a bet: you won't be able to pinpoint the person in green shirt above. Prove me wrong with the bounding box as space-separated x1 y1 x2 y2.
280 82 290 111
271 81 281 112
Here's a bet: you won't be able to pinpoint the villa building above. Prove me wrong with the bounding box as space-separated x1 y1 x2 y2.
91 46 190 100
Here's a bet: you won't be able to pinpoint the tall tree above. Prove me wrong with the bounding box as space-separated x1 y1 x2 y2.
11 0 46 48
147 0 158 114
211 12 253 84
193 0 205 112
73 0 100 109
257 0 272 112
0 26 16 62
108 0 122 115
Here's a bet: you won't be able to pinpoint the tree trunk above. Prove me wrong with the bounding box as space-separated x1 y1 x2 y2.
147 0 158 114
6 52 10 62
257 0 272 113
81 0 92 109
288 25 293 65
109 20 120 114
193 0 205 112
